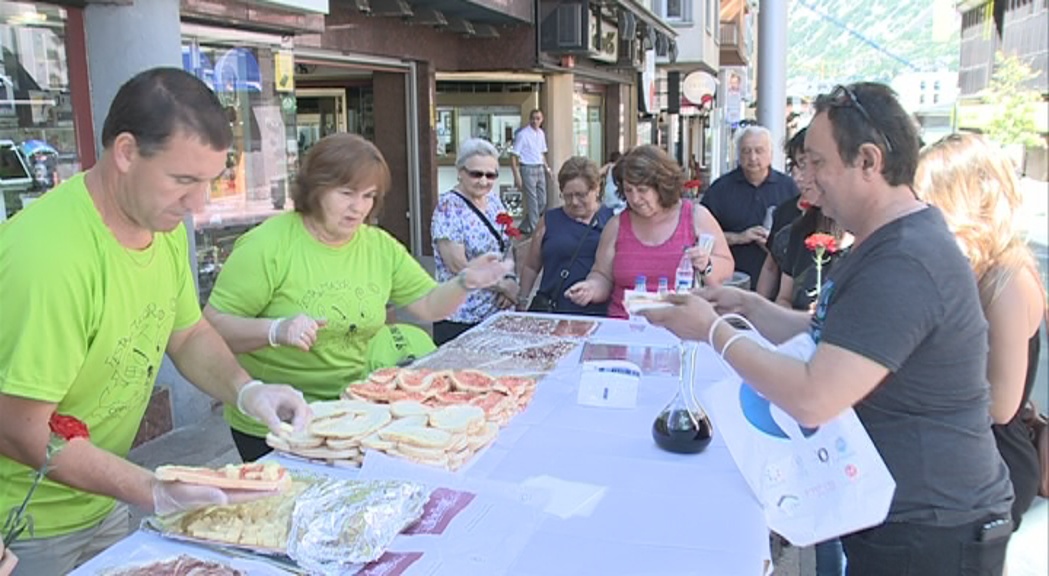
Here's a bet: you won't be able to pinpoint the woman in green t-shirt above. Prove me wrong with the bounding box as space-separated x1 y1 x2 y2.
204 134 511 461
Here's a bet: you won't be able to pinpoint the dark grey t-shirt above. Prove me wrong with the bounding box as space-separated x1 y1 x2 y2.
811 206 1013 526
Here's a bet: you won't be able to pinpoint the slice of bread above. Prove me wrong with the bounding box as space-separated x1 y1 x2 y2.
452 369 495 393
390 400 430 418
155 462 290 492
309 409 392 439
429 404 486 434
378 426 452 449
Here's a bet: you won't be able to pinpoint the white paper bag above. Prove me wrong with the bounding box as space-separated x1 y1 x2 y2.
697 331 896 547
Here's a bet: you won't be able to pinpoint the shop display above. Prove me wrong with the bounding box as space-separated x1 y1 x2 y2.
100 555 246 576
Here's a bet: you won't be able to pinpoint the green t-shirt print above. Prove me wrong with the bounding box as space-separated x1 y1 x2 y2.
0 174 201 538
209 213 436 437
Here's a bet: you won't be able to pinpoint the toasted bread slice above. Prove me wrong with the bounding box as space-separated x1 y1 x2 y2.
452 369 495 393
155 462 290 492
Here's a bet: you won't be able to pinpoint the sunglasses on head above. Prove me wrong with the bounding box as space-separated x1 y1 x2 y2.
826 84 894 154
465 169 499 180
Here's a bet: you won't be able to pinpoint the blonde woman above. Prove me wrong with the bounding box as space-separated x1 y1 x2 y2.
917 133 1046 530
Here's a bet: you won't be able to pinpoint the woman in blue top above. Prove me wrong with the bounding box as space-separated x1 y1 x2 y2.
517 156 613 315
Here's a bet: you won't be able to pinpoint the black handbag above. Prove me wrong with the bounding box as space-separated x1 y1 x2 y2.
528 214 600 313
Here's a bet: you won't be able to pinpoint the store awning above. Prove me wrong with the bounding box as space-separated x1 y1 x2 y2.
388 0 532 24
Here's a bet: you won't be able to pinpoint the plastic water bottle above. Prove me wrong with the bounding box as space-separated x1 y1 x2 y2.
675 248 694 293
629 275 648 332
658 277 669 296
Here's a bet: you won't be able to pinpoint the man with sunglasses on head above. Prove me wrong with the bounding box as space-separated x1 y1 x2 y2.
642 82 1013 575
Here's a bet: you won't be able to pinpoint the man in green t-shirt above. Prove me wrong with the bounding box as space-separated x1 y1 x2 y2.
0 68 310 575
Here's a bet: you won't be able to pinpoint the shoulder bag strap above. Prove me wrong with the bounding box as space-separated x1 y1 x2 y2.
549 212 601 298
451 191 505 253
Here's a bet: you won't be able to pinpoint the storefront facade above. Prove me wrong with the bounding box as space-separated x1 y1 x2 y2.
0 2 87 220
4 0 676 432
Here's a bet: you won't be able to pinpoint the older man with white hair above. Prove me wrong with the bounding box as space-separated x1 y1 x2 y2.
701 125 798 290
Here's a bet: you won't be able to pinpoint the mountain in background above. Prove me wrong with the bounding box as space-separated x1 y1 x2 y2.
787 0 961 95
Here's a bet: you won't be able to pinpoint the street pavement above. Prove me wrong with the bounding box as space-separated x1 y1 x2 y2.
126 180 1049 575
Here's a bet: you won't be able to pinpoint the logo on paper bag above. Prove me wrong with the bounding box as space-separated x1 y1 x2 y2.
739 383 819 439
402 488 475 535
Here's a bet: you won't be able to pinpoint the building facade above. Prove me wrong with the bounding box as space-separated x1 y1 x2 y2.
654 0 720 186
957 0 1048 178
0 0 674 433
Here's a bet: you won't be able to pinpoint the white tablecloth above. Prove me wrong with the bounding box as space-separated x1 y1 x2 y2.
74 317 769 575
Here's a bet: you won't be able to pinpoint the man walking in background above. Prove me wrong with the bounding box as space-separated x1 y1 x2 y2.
511 109 551 235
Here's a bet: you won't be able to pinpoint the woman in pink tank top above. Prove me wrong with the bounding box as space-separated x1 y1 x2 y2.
565 146 734 318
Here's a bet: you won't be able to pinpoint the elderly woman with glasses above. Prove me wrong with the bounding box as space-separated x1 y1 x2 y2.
517 157 615 315
431 138 520 344
565 145 733 318
204 134 510 461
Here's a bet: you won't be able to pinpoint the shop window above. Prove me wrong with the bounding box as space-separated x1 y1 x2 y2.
573 92 603 164
0 2 79 220
181 37 298 304
434 102 522 202
435 105 520 160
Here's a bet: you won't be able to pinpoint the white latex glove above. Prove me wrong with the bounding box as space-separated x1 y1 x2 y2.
237 381 312 435
151 477 278 516
461 253 514 290
274 314 327 351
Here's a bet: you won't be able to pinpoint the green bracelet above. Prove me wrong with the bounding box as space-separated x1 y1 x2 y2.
456 271 477 292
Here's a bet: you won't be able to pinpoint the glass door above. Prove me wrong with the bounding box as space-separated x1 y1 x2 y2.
295 88 347 155
572 93 604 164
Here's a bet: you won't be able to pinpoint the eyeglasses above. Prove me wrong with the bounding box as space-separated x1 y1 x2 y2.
464 169 499 180
560 192 591 202
787 157 808 175
826 84 894 154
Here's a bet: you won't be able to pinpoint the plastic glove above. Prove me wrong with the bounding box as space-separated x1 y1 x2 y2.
237 381 312 436
151 477 279 516
275 314 327 351
461 254 514 290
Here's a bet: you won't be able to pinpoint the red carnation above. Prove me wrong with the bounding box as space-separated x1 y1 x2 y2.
4 413 90 546
804 233 838 254
505 225 522 239
49 414 89 442
804 233 839 303
495 212 514 226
